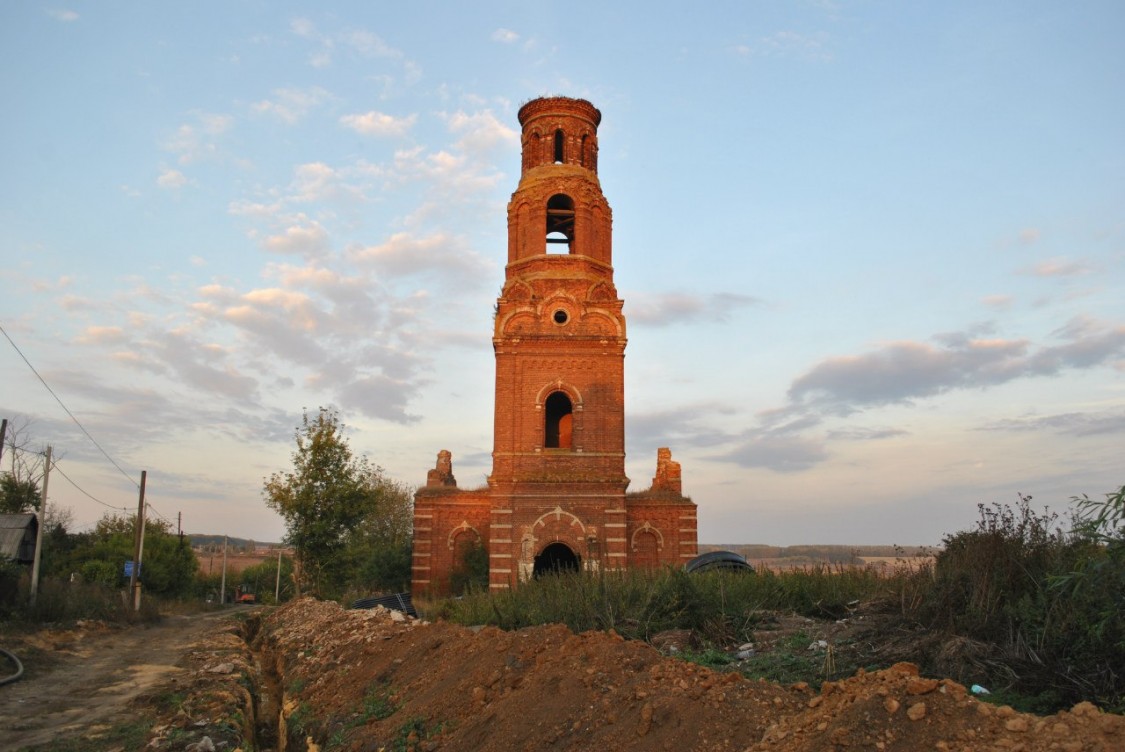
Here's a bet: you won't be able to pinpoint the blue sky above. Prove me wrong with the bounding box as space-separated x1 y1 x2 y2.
1 2 1122 545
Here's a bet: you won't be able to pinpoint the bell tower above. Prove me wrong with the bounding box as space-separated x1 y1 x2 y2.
412 97 697 595
486 97 628 587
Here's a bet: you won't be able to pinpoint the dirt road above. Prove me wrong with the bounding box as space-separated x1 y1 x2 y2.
0 610 243 751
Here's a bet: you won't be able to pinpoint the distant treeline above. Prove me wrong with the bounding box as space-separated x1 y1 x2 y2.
700 543 933 563
189 534 282 552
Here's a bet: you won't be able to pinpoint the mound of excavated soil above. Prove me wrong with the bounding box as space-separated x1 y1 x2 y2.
252 598 1123 751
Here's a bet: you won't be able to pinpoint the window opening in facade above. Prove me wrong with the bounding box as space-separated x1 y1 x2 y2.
546 193 575 254
554 129 565 163
544 391 573 449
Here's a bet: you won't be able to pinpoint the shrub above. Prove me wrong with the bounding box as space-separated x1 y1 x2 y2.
918 489 1125 712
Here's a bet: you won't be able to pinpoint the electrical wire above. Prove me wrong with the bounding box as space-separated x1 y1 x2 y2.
0 322 138 487
49 458 130 512
146 501 173 526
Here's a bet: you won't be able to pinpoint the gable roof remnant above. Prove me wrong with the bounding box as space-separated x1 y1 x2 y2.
0 514 38 564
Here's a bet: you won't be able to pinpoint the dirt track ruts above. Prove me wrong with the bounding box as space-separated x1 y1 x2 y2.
0 610 240 751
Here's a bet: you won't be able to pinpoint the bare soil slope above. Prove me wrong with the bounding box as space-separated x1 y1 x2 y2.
3 600 1121 751
255 599 1123 751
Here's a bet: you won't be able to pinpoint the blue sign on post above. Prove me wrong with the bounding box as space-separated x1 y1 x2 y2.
124 560 141 578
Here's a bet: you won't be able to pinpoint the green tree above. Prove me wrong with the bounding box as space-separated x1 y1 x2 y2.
264 408 413 597
340 470 414 594
0 473 40 513
59 513 199 596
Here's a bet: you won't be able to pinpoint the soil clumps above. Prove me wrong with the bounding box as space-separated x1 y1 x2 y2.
251 598 1124 751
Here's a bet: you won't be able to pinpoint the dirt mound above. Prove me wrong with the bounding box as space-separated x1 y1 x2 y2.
253 598 1123 751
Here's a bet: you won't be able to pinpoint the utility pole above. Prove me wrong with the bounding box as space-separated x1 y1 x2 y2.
219 535 228 605
29 445 51 606
129 471 147 611
0 418 8 465
275 548 282 602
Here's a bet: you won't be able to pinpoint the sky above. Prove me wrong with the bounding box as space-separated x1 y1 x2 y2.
1 2 1122 547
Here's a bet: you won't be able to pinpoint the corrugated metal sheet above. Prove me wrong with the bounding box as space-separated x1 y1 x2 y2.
0 514 38 563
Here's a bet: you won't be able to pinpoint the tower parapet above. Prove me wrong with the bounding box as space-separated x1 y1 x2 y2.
517 97 601 175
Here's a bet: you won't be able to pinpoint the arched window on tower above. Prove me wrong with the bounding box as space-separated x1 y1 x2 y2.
554 128 565 163
580 134 588 167
546 194 575 254
544 392 573 449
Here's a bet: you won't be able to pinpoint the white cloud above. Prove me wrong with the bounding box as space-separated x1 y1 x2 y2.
627 291 762 327
979 409 1125 436
339 110 417 137
445 110 519 154
252 87 332 124
164 113 234 165
981 294 1013 310
343 29 401 58
47 9 78 22
156 168 188 189
1022 257 1091 278
75 325 126 345
261 218 331 258
348 231 490 281
716 433 830 473
492 28 519 44
290 18 317 38
289 18 417 78
788 320 1125 413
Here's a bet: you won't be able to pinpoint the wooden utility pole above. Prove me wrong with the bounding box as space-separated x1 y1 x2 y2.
275 548 282 602
29 445 51 606
129 471 147 611
219 536 228 605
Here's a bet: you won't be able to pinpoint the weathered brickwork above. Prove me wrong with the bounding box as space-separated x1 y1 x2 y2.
412 97 697 596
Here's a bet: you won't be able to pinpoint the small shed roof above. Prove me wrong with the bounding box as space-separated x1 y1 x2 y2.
0 513 39 564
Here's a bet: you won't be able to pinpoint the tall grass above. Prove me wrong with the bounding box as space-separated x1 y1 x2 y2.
427 487 1125 714
1 569 164 625
430 563 900 644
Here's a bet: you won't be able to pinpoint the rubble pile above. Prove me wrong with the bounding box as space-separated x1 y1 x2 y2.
247 598 1123 751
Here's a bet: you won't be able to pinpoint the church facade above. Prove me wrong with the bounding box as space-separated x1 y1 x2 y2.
412 97 697 595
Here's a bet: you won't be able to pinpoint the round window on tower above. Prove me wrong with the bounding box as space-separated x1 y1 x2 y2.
553 309 569 325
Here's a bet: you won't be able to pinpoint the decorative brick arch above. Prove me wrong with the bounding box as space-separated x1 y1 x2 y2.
497 309 536 336
534 380 584 408
541 290 582 316
582 310 624 338
446 520 483 550
631 522 663 571
531 506 586 550
630 521 664 552
504 279 534 302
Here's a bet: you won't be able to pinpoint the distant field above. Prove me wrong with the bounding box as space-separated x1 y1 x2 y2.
194 550 287 577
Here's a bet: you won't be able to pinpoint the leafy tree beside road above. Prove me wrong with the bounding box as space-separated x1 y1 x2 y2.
0 474 40 514
263 408 414 598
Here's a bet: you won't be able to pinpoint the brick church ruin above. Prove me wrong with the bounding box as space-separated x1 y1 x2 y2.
412 97 697 595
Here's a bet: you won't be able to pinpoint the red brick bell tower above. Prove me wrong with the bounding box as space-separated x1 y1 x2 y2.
412 97 697 595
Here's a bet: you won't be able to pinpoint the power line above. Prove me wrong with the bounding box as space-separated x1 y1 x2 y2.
146 501 173 526
50 458 131 512
0 322 138 487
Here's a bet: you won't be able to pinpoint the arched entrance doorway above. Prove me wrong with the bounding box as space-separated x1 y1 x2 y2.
533 542 580 578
